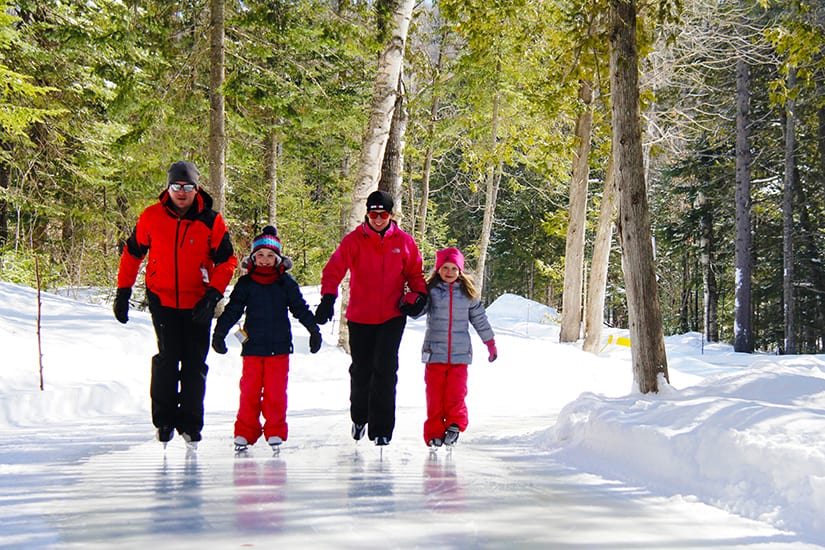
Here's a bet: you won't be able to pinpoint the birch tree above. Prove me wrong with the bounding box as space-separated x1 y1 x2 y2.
346 0 415 231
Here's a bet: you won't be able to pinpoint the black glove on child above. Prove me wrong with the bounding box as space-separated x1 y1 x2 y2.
399 292 427 317
314 294 336 325
309 330 322 354
113 287 132 324
211 331 228 354
192 287 222 324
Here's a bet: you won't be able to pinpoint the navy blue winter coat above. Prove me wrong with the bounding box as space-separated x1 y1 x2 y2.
214 270 319 356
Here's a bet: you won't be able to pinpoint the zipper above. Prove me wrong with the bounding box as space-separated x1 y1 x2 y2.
447 283 453 364
174 219 181 308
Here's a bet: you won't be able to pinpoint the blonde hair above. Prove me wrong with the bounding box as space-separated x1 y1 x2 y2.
427 268 479 301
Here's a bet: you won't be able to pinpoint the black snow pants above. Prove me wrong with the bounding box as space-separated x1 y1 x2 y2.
347 315 406 442
148 293 210 438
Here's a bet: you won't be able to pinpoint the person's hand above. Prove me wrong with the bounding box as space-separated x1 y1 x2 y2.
485 339 498 362
309 330 322 354
314 294 336 325
113 288 131 324
399 292 426 317
211 331 228 354
192 287 222 324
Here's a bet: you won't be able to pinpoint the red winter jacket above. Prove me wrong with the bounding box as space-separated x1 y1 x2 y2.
320 221 427 325
116 188 238 309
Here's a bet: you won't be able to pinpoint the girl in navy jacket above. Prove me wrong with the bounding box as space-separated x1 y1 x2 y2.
212 226 321 452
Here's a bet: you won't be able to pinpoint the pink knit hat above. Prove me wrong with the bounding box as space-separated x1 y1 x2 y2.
435 247 465 272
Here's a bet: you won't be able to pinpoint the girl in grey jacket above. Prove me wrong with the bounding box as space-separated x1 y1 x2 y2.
417 247 497 449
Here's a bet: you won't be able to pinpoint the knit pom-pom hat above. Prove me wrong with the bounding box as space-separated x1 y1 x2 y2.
251 226 282 256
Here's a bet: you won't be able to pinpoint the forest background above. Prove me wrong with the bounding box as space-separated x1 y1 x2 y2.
0 0 823 355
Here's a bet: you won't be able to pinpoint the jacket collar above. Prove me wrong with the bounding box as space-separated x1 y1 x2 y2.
159 187 213 219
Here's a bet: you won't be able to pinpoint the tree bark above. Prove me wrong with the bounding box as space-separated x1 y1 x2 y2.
416 28 446 241
347 0 415 232
560 80 594 343
0 155 9 247
783 65 797 354
379 72 407 224
698 191 719 342
583 156 617 353
733 53 753 353
476 61 502 295
609 0 669 392
209 0 226 213
265 132 279 226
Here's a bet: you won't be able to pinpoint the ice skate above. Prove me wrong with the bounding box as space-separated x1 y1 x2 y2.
443 424 460 447
234 436 249 453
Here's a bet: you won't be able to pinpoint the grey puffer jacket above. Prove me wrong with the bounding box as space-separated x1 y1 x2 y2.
419 280 494 364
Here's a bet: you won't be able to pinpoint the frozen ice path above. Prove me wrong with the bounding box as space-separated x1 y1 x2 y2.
0 409 815 549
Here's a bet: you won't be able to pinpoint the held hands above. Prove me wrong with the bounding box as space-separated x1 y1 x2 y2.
211 331 228 354
192 287 222 324
113 287 132 324
314 294 336 325
309 330 322 354
399 292 427 317
485 339 498 362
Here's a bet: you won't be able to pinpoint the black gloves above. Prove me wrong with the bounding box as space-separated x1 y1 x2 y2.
399 292 427 317
211 331 228 354
113 287 131 324
314 294 336 325
309 331 322 354
192 287 222 324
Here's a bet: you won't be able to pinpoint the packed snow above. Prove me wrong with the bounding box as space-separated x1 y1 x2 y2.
1 280 824 548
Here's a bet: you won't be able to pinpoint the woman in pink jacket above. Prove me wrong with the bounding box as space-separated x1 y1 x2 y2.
314 190 427 446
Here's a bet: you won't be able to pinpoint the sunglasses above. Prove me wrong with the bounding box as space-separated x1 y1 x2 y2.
169 183 197 192
368 211 390 220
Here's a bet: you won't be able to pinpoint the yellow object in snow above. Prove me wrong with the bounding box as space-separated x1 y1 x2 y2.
606 335 631 347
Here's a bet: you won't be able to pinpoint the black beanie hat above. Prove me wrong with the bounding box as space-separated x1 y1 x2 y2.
366 190 394 213
167 161 200 186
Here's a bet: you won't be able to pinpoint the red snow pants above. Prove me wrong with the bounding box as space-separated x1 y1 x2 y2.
423 362 469 444
234 354 289 444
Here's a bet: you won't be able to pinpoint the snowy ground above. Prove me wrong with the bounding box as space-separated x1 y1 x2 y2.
1 281 824 549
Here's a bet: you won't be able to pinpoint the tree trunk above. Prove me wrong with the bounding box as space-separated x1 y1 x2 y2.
783 66 797 354
560 80 594 343
0 155 9 246
346 0 415 232
209 0 226 213
583 156 617 354
416 29 446 241
379 72 407 224
476 61 502 295
338 0 414 351
265 132 280 226
698 191 719 342
733 53 753 353
609 0 669 393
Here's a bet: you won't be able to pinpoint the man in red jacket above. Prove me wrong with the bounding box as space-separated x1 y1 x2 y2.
113 161 238 448
314 190 427 446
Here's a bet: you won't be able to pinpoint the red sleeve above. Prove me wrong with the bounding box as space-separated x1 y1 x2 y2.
403 234 428 295
207 213 238 294
115 209 150 289
320 231 354 296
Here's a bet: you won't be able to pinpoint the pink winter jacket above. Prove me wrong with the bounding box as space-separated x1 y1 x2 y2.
320 221 427 325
